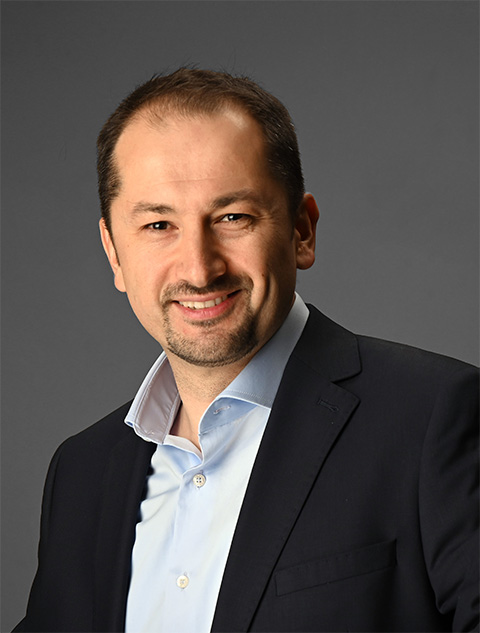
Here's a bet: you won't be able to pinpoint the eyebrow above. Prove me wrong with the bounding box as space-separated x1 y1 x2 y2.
131 201 173 216
209 189 265 211
130 189 265 217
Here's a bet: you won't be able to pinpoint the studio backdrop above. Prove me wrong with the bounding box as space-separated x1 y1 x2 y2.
1 2 478 630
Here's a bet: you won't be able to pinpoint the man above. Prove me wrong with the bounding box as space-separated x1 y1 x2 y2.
15 68 478 632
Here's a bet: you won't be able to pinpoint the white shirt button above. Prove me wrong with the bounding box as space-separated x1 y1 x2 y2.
176 574 189 589
193 473 206 488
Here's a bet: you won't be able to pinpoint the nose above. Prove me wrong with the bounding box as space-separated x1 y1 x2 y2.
177 224 227 288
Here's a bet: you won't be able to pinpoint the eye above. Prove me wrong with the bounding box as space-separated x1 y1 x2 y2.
219 213 249 223
147 220 170 230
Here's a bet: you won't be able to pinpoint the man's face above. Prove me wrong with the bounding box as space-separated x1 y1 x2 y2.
100 108 317 369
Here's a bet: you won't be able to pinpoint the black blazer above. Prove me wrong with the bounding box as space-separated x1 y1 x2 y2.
15 307 479 632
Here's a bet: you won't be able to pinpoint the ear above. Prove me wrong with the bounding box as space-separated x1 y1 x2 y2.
99 218 126 292
294 193 319 270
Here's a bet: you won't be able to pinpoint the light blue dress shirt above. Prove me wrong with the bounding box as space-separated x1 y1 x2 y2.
124 295 309 633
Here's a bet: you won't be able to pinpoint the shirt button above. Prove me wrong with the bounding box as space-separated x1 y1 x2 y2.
176 574 189 589
193 473 206 488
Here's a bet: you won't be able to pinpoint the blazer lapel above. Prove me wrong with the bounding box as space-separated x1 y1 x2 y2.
212 307 361 632
93 429 156 632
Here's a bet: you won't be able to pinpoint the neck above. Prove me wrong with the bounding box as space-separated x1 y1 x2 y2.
167 354 249 449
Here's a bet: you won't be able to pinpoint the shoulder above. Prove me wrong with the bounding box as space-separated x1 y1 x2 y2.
55 400 134 457
344 335 478 438
45 400 141 486
302 304 478 385
305 303 477 380
301 304 478 408
355 333 478 395
39 400 154 519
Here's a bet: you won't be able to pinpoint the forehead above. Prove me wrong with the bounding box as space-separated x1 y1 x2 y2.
114 108 270 186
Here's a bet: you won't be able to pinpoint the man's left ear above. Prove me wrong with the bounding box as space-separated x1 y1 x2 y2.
294 193 319 270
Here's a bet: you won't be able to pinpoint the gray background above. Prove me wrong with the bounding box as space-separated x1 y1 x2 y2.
1 1 478 630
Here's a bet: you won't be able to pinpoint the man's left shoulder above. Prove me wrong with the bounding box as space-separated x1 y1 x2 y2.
355 332 478 388
302 304 478 389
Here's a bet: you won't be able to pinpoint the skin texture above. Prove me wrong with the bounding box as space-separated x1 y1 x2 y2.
100 107 319 443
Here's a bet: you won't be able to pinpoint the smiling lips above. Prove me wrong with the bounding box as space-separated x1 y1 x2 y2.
177 295 229 310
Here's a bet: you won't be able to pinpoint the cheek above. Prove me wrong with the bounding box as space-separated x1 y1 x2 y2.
120 245 164 286
250 250 297 301
121 263 162 309
266 241 298 279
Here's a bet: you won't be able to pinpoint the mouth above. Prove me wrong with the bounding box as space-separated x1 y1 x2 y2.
172 290 241 322
177 295 228 310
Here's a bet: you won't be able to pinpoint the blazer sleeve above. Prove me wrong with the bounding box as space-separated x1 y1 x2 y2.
13 442 64 632
419 363 479 631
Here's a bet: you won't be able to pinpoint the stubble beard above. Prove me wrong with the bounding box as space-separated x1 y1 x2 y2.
160 278 259 368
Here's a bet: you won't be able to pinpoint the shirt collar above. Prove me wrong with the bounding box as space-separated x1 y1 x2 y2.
125 293 309 443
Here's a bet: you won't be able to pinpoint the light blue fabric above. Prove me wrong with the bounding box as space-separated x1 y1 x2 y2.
125 295 308 633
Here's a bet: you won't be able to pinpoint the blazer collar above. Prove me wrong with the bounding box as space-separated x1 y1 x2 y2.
294 304 362 383
212 307 361 632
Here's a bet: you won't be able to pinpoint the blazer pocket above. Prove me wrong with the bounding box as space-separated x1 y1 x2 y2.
275 539 397 596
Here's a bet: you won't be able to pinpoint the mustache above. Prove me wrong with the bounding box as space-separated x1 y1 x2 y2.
161 274 253 303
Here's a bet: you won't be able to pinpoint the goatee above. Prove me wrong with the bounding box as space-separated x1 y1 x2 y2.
161 276 258 367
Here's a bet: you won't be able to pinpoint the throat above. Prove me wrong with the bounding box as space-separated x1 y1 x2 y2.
170 404 202 451
167 355 249 447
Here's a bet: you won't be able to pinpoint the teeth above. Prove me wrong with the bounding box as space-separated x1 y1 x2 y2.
179 295 228 309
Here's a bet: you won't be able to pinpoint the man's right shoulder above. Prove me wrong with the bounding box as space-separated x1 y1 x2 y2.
40 400 156 508
51 400 137 461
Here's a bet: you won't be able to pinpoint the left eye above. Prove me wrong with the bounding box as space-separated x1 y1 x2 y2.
220 213 247 222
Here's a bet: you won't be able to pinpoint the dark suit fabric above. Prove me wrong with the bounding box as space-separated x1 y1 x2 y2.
15 307 479 632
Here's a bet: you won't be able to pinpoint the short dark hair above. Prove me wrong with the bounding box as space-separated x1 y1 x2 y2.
96 68 305 234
